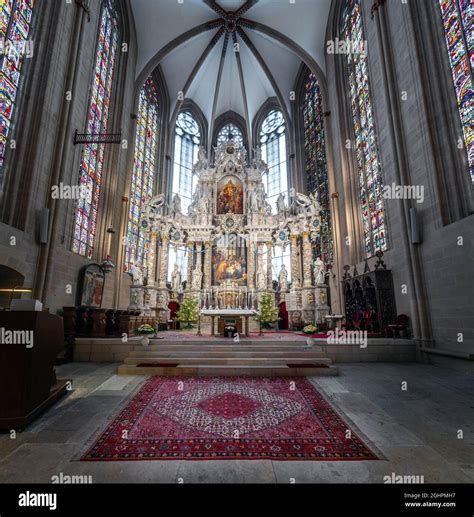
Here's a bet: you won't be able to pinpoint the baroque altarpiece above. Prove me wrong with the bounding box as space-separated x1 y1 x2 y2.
129 141 330 329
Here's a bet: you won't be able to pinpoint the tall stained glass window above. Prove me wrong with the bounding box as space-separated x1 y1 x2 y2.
72 0 119 257
217 122 244 148
125 78 159 274
0 0 35 181
439 0 474 185
172 111 201 213
302 72 333 264
259 109 288 210
342 0 388 257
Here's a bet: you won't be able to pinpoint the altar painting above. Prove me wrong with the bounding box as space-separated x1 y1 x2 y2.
216 176 244 214
212 234 247 285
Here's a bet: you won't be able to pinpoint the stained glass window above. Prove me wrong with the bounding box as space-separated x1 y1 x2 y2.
0 0 35 183
72 0 119 257
172 111 201 213
125 78 159 274
439 0 474 185
217 122 244 148
342 0 388 257
302 72 333 265
259 109 288 211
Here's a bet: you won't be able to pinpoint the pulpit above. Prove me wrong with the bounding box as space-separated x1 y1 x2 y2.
0 311 69 429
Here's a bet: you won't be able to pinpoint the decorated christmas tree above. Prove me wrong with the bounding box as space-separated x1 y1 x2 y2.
175 296 199 328
255 294 279 330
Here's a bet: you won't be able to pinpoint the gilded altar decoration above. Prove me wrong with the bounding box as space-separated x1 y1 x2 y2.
137 141 330 327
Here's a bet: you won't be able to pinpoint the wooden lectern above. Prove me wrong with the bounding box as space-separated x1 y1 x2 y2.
0 311 69 429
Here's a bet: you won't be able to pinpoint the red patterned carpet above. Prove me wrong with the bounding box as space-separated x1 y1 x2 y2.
82 377 378 461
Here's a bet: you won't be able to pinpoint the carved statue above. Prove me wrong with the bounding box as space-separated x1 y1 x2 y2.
171 193 182 216
278 263 288 291
276 193 286 214
128 260 144 286
171 264 182 292
257 266 267 290
313 256 325 286
253 146 267 171
192 268 203 290
194 146 208 173
248 188 259 214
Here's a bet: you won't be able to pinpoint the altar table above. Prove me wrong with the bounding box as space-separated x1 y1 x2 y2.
200 309 257 337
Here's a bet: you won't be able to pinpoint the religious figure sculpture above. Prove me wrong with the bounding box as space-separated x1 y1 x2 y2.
257 266 267 290
193 146 208 174
171 264 182 292
313 256 325 286
277 193 286 214
192 268 203 290
253 146 267 172
278 263 288 291
128 260 143 286
171 193 182 216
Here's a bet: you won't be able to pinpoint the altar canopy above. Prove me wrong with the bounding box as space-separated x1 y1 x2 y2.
134 141 330 327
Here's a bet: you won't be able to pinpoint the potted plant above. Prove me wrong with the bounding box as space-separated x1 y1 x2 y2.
224 325 237 338
135 323 157 346
302 324 318 347
174 296 199 329
255 294 279 336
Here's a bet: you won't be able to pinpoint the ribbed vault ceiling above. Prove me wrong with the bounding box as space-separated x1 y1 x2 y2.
131 0 331 133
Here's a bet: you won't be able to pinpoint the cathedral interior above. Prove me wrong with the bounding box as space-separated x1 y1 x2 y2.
0 0 473 507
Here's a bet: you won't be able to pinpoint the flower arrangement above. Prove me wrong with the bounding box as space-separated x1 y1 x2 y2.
135 324 157 336
302 324 318 335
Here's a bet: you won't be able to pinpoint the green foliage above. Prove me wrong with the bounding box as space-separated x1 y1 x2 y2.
175 296 199 328
255 294 279 325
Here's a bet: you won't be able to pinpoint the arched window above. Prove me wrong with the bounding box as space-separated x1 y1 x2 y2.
439 0 473 185
302 71 333 265
342 0 388 257
217 122 244 148
72 0 119 257
125 78 160 274
0 0 36 183
259 109 288 210
172 111 201 213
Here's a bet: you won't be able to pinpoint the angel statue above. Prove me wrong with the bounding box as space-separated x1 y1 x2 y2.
276 193 286 214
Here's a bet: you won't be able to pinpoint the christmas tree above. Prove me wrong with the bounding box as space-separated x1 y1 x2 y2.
255 294 279 329
175 296 199 328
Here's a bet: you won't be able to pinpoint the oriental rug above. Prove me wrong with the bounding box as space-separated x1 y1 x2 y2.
82 377 378 461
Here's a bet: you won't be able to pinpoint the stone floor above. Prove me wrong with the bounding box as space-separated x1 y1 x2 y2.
0 362 473 484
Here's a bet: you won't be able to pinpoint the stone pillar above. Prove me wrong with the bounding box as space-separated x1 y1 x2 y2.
266 241 273 289
186 241 194 289
147 232 157 286
302 231 313 287
290 235 300 288
159 236 169 288
248 237 256 289
204 240 212 288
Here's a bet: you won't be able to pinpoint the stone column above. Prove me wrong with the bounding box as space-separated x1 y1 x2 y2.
302 231 313 287
266 241 273 289
159 236 169 288
186 241 194 289
204 240 212 288
290 235 300 288
147 232 157 286
248 237 256 289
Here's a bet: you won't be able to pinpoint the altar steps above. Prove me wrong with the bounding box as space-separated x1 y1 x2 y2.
117 341 338 377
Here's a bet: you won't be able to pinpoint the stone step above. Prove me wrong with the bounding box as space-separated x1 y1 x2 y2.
128 350 328 358
123 356 333 366
133 344 315 352
117 364 339 377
